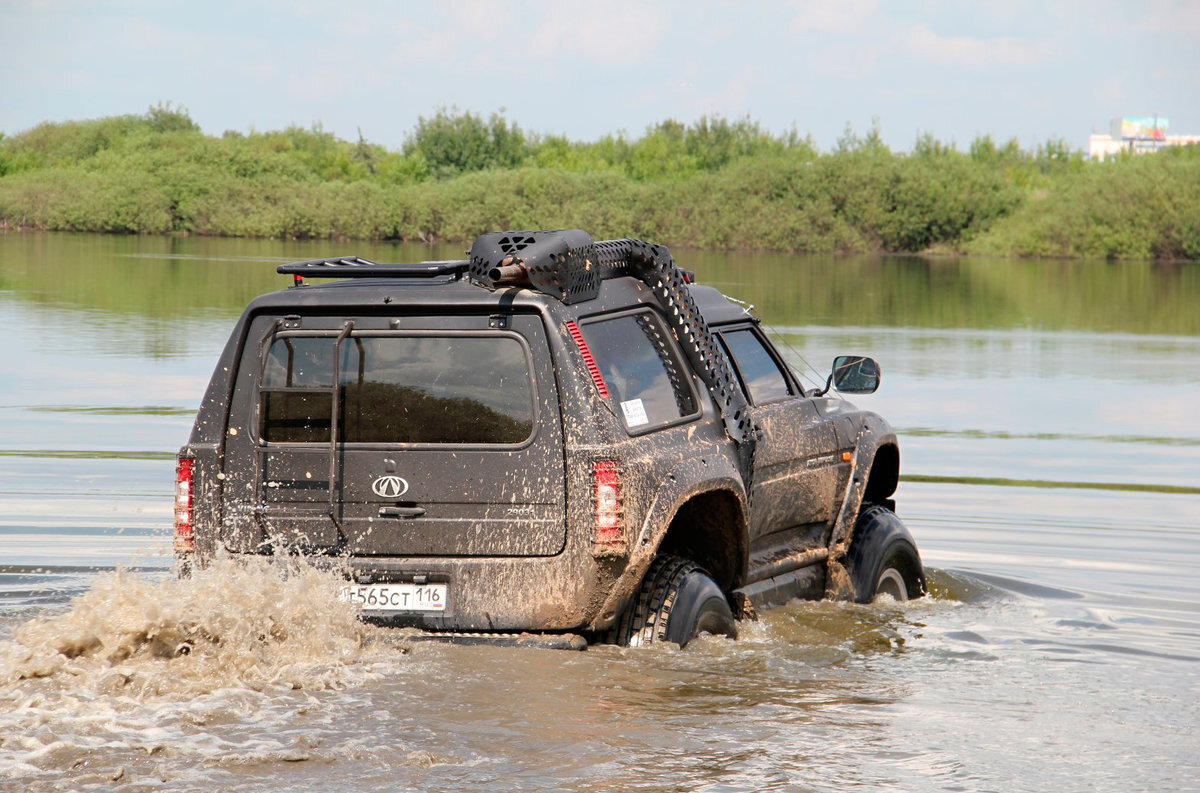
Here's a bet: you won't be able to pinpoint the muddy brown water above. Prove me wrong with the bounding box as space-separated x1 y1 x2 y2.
1 233 1198 792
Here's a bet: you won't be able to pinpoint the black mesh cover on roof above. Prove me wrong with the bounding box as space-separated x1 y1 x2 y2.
469 229 600 304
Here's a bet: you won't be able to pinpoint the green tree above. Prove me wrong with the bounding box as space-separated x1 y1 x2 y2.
403 108 527 178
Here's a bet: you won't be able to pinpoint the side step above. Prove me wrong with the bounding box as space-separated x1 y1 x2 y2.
376 630 588 652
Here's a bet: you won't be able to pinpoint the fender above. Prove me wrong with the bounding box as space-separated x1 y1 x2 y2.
824 410 899 597
590 454 748 631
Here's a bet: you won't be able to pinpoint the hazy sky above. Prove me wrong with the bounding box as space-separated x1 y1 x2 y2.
2 0 1197 152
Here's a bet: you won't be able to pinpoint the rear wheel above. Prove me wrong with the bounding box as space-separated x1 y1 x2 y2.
611 555 737 648
845 503 926 602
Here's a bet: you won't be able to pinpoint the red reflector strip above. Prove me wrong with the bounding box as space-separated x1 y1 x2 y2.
174 456 194 552
565 321 610 399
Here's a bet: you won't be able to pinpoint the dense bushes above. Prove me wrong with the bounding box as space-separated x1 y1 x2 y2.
967 146 1200 260
1 106 1197 259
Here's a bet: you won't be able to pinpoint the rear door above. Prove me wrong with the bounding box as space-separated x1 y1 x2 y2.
221 312 566 557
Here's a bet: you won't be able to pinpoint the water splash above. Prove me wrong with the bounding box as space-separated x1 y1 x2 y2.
0 555 405 784
2 555 387 694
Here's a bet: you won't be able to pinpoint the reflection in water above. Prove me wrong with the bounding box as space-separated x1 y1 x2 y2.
0 232 1198 791
3 233 1199 338
692 250 1200 336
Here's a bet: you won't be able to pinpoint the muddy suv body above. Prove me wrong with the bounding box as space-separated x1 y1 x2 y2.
176 230 923 643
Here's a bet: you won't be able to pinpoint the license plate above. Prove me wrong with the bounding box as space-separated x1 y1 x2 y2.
340 583 448 613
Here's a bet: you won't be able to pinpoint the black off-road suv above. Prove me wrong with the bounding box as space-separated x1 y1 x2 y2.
175 230 924 647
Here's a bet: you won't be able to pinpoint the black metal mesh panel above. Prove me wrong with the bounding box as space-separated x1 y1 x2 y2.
468 230 600 304
470 230 756 460
635 313 697 418
593 238 756 454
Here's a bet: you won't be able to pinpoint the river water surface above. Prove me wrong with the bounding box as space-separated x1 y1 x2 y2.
1 233 1198 792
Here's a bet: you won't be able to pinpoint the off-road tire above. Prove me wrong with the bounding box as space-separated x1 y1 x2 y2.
611 555 737 648
846 503 926 602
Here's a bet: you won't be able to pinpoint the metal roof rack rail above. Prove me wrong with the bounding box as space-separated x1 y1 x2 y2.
277 257 471 280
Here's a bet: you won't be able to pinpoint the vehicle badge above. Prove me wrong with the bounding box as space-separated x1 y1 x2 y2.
371 475 410 498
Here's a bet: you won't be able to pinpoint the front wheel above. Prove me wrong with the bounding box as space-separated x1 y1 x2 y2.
610 555 737 648
845 504 926 602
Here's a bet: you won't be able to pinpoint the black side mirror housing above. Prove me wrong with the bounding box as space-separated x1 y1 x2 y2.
831 355 881 394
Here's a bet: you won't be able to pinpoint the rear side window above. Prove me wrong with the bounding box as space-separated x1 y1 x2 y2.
719 328 792 404
580 311 698 432
259 334 535 444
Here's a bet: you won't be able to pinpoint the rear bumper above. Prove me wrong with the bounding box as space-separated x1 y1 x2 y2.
178 548 616 633
342 554 603 632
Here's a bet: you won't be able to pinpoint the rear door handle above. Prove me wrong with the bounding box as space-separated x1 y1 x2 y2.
378 506 426 519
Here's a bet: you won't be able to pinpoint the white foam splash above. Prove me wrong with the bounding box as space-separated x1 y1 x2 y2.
0 555 404 784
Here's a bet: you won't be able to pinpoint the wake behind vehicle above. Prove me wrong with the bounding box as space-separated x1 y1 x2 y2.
175 230 924 647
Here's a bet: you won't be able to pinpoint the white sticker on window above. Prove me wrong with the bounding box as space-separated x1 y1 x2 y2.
620 398 649 427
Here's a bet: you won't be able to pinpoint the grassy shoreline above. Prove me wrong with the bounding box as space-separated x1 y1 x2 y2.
2 107 1198 260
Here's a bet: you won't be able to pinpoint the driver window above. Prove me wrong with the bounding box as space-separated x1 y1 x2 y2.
719 328 792 404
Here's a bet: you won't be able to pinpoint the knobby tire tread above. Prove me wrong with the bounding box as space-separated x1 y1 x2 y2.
847 502 925 602
615 555 701 646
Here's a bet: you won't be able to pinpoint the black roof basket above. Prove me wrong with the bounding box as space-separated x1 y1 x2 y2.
277 256 471 279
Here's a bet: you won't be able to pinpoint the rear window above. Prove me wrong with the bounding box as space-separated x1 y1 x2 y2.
259 334 535 445
579 311 698 432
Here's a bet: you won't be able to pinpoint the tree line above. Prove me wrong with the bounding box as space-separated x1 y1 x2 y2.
1 104 1197 260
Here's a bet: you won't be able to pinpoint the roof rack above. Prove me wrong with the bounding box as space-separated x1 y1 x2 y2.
277 257 471 280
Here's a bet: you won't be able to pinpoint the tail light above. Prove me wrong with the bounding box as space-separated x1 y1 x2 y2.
174 456 194 552
593 461 622 551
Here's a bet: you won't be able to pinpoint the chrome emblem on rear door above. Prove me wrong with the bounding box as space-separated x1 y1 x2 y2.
371 475 410 498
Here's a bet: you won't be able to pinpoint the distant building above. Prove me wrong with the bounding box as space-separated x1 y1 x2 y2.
1088 116 1200 159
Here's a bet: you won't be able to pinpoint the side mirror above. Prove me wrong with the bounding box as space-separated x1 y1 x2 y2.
830 355 881 394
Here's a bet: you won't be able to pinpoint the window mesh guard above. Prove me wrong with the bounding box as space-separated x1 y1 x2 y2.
469 230 755 462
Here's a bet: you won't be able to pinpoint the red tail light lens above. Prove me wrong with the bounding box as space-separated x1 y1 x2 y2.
174 456 194 552
593 461 622 550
